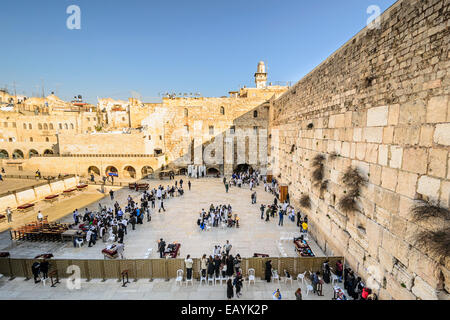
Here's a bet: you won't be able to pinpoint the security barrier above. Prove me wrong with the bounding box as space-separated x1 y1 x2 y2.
0 256 343 281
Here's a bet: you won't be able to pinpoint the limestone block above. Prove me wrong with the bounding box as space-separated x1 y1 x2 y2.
367 106 388 127
366 219 383 257
378 246 395 273
419 125 435 147
396 170 418 198
408 248 441 288
394 126 420 145
389 146 403 169
393 263 414 290
398 196 416 221
15 189 36 205
369 164 382 186
385 273 417 300
417 175 441 199
428 148 448 178
374 187 400 213
402 148 428 174
356 143 366 160
341 142 351 158
381 167 398 192
433 123 450 146
365 144 379 164
440 181 450 208
411 276 439 300
363 127 383 143
375 205 391 229
388 104 400 125
399 100 426 125
353 128 362 142
389 214 407 239
383 126 394 144
426 95 448 123
378 145 389 166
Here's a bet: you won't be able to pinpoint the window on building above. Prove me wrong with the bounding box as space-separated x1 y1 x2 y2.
230 126 235 134
148 135 151 140
59 123 62 130
184 125 189 135
87 117 90 121
38 123 42 130
209 126 214 135
12 122 16 128
64 123 68 130
184 108 188 117
28 123 32 129
49 123 54 130
23 123 27 129
253 110 258 118
159 135 162 140
70 123 74 130
220 106 225 115
253 126 258 134
43 123 48 130
30 137 33 142
45 137 49 142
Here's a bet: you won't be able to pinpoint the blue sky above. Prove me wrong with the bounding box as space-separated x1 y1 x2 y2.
0 0 396 103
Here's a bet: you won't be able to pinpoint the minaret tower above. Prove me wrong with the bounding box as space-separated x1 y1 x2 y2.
254 61 267 89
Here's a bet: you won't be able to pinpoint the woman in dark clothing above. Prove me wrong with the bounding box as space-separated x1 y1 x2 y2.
234 272 243 298
214 256 221 277
207 256 215 278
227 279 234 299
226 255 234 277
265 260 272 282
40 260 49 279
322 261 331 284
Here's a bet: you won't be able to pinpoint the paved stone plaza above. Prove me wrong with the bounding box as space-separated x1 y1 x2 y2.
0 274 344 300
0 178 324 259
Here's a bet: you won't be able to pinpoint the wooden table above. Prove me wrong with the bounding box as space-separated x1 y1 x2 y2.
61 229 85 242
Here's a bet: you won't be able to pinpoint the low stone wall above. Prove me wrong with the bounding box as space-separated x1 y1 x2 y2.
0 176 79 213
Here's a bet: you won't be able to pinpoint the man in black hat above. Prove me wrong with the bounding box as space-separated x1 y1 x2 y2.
158 238 166 258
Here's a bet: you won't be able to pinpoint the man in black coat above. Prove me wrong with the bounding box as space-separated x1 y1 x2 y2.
158 239 166 258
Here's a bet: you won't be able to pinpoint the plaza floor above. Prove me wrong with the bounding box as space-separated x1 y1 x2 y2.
0 274 345 300
0 178 324 259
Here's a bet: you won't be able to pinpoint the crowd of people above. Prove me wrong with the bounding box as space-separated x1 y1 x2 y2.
70 180 192 253
197 204 240 229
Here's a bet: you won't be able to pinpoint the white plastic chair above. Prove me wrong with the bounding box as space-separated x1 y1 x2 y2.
185 277 193 286
248 268 255 285
331 274 339 285
272 269 280 283
207 275 215 285
284 270 293 285
200 272 207 285
306 284 314 296
175 269 183 286
215 275 222 285
297 271 306 285
75 238 84 248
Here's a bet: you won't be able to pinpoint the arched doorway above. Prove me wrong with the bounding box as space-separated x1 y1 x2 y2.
235 163 253 174
123 166 136 179
43 149 54 156
179 167 187 176
29 149 39 158
141 166 154 178
207 167 220 177
105 166 118 177
0 150 8 159
12 149 24 159
88 166 100 176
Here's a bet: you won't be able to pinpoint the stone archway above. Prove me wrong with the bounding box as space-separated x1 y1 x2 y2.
43 149 54 156
12 149 24 159
0 150 8 159
207 167 220 176
105 166 118 177
88 166 101 176
29 149 39 158
123 166 136 179
141 166 154 178
235 163 253 174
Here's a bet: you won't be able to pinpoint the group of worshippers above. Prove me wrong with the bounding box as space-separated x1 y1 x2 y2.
263 176 281 199
343 262 378 300
226 169 261 189
197 204 240 229
185 241 244 298
70 180 191 251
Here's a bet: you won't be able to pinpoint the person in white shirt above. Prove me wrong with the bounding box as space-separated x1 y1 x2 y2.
37 211 43 222
185 254 193 280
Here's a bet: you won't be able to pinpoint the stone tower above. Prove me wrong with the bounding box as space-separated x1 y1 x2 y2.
254 61 267 89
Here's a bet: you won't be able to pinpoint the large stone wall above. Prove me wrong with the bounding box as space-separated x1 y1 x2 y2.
270 0 449 300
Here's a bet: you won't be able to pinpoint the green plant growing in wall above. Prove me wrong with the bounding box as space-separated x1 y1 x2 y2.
338 167 366 214
300 194 311 209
